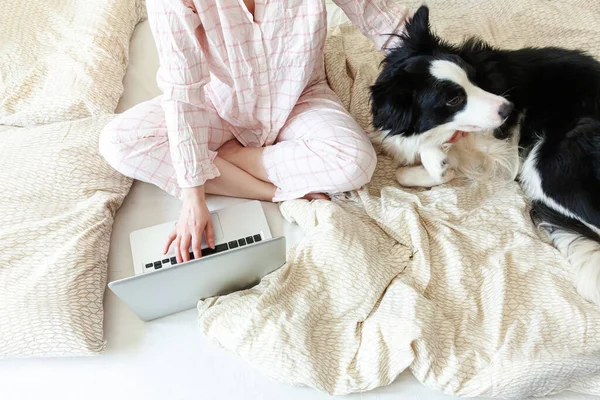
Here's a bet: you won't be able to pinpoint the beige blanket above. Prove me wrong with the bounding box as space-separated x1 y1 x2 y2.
197 1 600 397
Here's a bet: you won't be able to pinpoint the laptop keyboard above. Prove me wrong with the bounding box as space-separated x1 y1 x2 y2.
144 233 263 271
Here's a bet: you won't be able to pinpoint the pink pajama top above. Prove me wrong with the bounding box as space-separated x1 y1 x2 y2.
146 0 409 188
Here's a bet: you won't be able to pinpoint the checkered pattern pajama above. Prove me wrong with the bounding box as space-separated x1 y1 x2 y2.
100 81 377 201
99 0 408 201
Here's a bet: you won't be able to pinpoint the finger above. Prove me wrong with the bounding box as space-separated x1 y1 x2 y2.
174 237 182 264
163 230 177 255
180 232 191 262
206 219 215 249
191 228 202 259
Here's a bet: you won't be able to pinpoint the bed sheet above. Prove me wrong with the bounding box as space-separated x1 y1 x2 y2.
0 180 473 400
0 182 591 400
0 9 589 400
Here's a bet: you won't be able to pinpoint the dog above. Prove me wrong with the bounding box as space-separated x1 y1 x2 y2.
370 5 600 306
370 9 519 188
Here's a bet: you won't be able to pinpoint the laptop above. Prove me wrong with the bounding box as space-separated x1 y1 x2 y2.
108 200 286 321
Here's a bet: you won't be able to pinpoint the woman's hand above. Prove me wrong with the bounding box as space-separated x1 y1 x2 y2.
163 186 215 263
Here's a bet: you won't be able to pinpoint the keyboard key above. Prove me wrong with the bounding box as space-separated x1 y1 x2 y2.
189 252 195 260
162 259 169 264
228 240 239 249
238 238 247 246
214 243 228 253
154 261 162 270
170 257 177 265
246 236 254 244
253 234 262 242
145 263 153 269
202 247 215 257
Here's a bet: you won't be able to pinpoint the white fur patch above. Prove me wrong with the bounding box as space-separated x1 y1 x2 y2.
548 229 600 306
430 59 509 131
430 60 471 88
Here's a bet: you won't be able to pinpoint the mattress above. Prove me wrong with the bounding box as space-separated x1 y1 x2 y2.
0 8 588 400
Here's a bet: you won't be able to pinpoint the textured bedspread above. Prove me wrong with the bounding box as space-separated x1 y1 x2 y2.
196 1 600 397
0 0 145 126
0 118 132 357
0 0 142 357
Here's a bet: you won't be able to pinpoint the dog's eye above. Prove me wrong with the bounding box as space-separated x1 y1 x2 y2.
446 96 465 107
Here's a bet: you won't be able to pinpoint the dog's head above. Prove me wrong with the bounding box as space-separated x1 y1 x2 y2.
370 6 513 144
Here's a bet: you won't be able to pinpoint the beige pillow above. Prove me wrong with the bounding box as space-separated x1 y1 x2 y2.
0 116 132 357
398 0 600 54
0 0 145 126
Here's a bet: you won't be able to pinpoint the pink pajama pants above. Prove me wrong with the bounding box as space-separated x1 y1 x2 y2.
99 82 376 201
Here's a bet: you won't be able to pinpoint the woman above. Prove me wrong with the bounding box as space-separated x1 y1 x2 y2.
99 0 408 263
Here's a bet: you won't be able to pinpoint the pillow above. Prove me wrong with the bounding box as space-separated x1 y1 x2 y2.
0 0 145 126
0 116 132 357
398 0 600 54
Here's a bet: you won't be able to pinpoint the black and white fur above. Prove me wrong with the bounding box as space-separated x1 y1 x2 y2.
370 9 519 188
371 5 600 306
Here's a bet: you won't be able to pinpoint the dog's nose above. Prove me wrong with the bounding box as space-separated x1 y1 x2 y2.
498 101 514 119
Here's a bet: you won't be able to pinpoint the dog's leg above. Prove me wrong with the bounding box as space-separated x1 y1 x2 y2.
420 147 454 183
523 120 600 307
546 228 600 306
396 165 455 187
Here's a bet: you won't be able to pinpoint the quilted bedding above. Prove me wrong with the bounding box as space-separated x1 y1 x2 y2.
0 0 145 126
0 0 142 357
0 117 132 357
196 1 600 397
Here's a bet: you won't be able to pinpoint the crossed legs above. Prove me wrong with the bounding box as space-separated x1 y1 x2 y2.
99 83 376 202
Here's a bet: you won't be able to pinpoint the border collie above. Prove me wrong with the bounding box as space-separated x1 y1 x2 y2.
370 5 600 306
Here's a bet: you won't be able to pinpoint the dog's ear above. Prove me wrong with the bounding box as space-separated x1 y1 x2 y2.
408 5 430 37
401 5 440 55
370 77 415 135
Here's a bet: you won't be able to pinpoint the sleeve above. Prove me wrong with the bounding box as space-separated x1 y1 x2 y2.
331 0 410 51
147 0 219 188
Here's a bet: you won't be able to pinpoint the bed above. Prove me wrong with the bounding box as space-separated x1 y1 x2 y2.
0 5 456 400
1 1 599 399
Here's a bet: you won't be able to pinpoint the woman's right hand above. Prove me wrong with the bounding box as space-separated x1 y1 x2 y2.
163 186 215 263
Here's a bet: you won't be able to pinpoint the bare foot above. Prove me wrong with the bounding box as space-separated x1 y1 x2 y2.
302 193 330 201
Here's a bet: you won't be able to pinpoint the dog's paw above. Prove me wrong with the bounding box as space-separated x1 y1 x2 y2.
395 165 455 188
440 167 455 183
440 158 450 174
421 148 450 181
428 157 450 180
